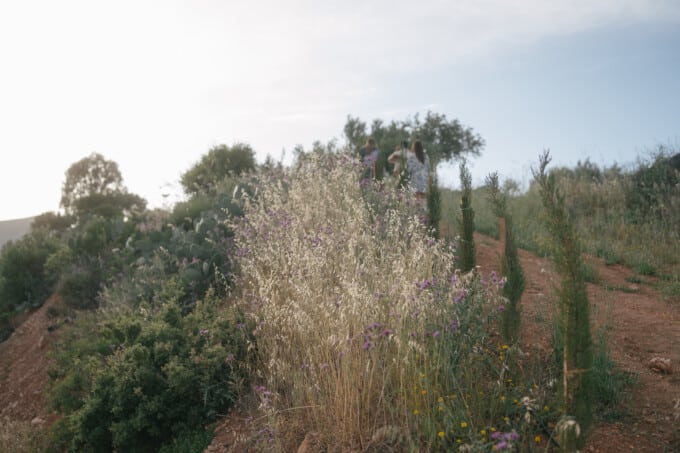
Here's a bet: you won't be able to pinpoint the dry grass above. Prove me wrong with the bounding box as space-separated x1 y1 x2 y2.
0 417 49 453
228 153 536 451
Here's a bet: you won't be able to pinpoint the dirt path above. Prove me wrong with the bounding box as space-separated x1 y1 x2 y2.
475 232 680 452
0 295 62 428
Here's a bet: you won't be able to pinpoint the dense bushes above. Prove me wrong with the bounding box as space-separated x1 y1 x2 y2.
49 293 252 452
0 229 62 340
44 192 251 451
42 152 256 451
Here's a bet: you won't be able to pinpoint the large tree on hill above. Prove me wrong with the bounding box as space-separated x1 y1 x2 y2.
181 143 256 197
343 111 484 167
60 153 146 220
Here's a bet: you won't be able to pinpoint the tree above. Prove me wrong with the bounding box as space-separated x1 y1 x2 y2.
486 172 525 344
180 143 256 197
31 211 73 233
458 160 476 272
60 153 146 220
342 111 484 173
533 150 593 451
426 174 442 239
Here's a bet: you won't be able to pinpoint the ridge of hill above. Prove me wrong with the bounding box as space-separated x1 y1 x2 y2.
0 216 34 248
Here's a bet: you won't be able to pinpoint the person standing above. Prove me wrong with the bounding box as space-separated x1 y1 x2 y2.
359 138 379 179
389 140 431 201
388 140 409 178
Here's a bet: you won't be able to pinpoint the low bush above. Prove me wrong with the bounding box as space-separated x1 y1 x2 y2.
0 229 62 339
49 292 253 452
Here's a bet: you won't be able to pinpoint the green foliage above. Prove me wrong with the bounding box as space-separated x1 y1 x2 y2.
158 428 213 453
0 229 62 338
661 275 680 303
634 262 656 276
487 172 525 344
458 160 476 272
169 195 214 230
31 211 73 233
626 147 680 221
343 111 485 177
60 152 146 220
181 143 256 197
534 150 594 449
426 174 442 239
590 328 637 417
56 259 104 309
49 295 253 453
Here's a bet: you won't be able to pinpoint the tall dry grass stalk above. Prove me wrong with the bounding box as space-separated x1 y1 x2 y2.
230 152 503 450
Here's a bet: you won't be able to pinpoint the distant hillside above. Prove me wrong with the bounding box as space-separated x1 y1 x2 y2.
0 217 33 248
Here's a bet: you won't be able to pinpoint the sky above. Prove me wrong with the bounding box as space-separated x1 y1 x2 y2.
1 0 679 221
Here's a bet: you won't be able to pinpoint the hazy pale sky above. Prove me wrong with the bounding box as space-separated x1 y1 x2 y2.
1 0 679 220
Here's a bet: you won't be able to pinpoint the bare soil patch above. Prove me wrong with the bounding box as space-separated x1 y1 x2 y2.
474 232 680 453
0 295 63 436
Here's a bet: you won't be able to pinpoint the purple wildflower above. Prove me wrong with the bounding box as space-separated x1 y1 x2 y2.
506 431 520 441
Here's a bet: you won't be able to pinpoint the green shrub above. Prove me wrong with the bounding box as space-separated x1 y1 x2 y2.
534 151 594 450
487 172 525 345
458 160 476 272
634 262 656 276
57 259 104 309
158 428 213 453
0 229 62 319
426 173 442 239
49 294 252 453
591 328 637 416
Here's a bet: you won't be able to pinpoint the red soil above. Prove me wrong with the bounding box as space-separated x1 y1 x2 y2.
1 233 678 452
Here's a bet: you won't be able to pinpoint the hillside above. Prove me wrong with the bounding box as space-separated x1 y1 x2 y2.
0 216 33 248
208 233 680 452
1 232 679 451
